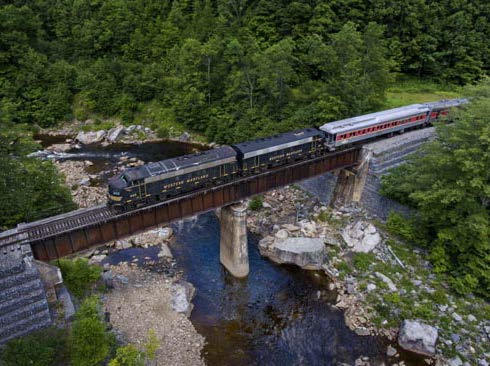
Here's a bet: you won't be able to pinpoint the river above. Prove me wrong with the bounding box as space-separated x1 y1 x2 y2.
35 135 394 366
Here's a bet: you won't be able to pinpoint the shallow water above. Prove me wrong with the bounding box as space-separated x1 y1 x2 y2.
36 134 406 365
34 134 206 181
170 213 389 366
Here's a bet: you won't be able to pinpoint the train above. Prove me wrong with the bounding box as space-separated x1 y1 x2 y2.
107 98 468 211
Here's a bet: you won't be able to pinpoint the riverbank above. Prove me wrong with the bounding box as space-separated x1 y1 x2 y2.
247 185 490 366
103 262 205 366
36 134 208 364
37 118 211 148
39 133 489 365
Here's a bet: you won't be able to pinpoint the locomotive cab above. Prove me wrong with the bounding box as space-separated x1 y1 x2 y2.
108 174 129 206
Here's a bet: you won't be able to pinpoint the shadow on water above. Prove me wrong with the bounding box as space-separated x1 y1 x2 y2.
34 133 410 365
34 134 207 178
171 213 388 366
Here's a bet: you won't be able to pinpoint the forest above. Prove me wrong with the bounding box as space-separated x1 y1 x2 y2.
0 0 488 297
1 0 489 142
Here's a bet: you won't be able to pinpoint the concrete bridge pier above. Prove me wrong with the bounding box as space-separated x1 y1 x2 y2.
331 149 372 207
219 202 249 278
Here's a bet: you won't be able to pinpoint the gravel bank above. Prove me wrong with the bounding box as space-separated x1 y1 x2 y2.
104 263 205 366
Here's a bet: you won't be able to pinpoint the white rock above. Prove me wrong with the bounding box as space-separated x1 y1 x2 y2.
398 320 438 357
114 239 132 250
342 221 381 253
75 130 106 144
387 345 397 357
467 314 477 322
449 357 463 366
299 220 317 236
155 227 173 240
275 229 289 240
260 237 327 270
262 201 272 209
367 283 377 292
157 243 173 258
451 312 463 322
170 280 195 317
79 177 90 186
106 126 126 143
89 254 106 264
375 272 397 292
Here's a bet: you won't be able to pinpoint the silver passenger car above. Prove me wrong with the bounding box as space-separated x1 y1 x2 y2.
320 99 468 150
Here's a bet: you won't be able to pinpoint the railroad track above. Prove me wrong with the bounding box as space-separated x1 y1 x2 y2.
1 205 115 248
0 147 360 252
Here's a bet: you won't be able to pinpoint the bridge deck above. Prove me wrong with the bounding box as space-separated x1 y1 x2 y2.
0 148 360 261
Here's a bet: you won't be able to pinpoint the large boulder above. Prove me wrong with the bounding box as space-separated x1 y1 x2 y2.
170 280 195 317
106 126 126 143
154 227 173 240
259 237 327 270
341 221 381 253
75 130 106 144
46 143 72 153
398 320 438 357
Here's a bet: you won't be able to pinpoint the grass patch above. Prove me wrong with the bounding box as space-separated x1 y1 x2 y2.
384 76 462 109
315 209 344 229
352 252 376 271
248 195 263 211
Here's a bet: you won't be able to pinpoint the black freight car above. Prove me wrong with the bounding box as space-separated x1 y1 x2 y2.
108 146 238 210
231 128 325 174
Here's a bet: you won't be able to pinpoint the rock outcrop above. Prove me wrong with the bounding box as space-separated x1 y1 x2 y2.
75 130 106 144
341 220 381 253
106 126 126 143
398 320 438 357
170 280 195 317
259 236 327 270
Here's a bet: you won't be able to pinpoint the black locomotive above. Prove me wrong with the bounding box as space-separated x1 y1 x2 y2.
108 99 467 211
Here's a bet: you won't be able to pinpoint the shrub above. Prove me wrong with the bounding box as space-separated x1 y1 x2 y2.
353 252 376 271
248 195 263 211
109 330 159 366
109 345 145 366
57 258 101 298
156 126 170 139
69 297 112 366
385 212 427 246
0 328 68 366
450 274 479 296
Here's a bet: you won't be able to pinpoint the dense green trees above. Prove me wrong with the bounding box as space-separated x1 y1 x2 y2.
381 80 490 298
1 0 488 141
69 296 113 366
0 124 76 230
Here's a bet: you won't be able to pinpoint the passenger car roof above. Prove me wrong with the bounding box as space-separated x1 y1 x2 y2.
319 104 429 135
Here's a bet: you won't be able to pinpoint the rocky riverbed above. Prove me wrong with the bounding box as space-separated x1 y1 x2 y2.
103 262 205 366
39 132 489 366
246 186 490 366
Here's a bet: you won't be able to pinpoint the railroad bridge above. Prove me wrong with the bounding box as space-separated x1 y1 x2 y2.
1 148 359 261
0 127 436 344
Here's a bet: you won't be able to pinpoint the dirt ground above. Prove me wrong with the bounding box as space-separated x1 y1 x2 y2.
103 263 205 366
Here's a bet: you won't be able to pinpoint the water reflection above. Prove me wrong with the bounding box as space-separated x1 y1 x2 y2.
171 213 387 366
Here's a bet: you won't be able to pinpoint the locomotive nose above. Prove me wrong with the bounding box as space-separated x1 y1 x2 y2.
108 175 127 203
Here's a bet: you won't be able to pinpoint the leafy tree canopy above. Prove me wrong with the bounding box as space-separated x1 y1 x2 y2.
381 79 490 298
